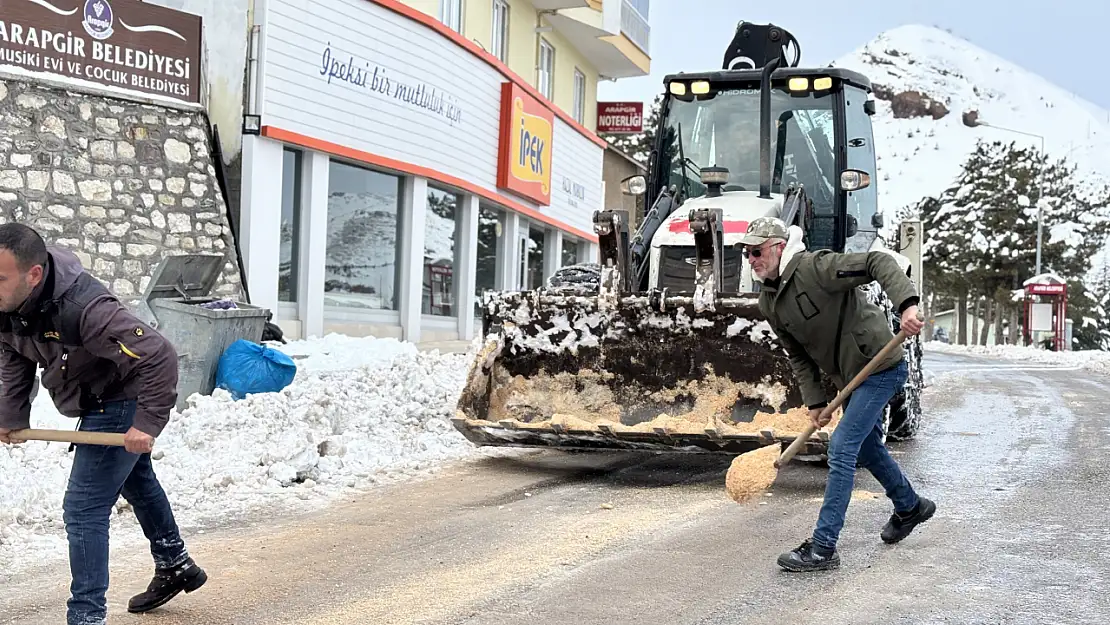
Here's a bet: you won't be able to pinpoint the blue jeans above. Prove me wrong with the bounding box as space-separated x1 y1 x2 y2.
63 400 189 625
812 360 919 550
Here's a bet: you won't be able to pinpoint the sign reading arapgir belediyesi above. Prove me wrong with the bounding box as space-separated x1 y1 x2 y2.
0 0 202 104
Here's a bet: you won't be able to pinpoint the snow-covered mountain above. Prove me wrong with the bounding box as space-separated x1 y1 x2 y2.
830 25 1110 237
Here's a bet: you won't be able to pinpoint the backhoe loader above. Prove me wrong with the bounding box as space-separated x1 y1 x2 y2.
452 22 925 457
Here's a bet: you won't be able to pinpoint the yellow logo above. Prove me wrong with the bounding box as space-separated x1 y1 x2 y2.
508 96 553 195
498 82 556 206
44 331 60 340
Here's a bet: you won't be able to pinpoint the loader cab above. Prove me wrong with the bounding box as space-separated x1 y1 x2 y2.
641 68 882 255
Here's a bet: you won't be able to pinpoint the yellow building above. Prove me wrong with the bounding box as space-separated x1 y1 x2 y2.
402 0 652 130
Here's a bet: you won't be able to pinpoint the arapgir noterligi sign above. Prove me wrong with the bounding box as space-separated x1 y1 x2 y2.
0 0 203 104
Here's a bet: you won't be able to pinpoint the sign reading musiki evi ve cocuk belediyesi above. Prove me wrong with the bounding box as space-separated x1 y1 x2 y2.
0 0 202 104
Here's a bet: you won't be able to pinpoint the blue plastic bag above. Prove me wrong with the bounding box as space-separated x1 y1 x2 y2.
215 339 298 400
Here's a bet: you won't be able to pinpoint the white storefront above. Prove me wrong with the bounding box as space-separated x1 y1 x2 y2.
239 0 603 343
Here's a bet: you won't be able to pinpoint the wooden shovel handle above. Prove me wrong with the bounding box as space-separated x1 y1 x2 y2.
774 328 910 468
8 428 126 447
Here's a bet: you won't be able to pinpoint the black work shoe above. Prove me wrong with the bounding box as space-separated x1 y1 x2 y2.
127 556 207 613
777 538 840 572
881 497 936 544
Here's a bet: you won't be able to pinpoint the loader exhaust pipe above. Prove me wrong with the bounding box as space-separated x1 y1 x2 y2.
758 56 781 199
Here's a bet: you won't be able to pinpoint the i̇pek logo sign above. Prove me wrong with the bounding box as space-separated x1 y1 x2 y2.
0 0 203 104
497 82 553 206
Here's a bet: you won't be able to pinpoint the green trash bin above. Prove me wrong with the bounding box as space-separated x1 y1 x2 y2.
132 254 271 411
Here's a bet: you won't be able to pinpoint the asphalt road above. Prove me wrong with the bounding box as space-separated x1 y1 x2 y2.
2 351 1107 624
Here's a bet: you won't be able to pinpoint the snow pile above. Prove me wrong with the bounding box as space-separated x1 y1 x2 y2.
925 340 1110 376
0 334 497 576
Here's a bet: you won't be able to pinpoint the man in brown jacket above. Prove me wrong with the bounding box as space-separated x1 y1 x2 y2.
0 224 206 625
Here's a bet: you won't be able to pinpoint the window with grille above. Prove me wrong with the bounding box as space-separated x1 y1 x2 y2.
538 38 554 99
440 0 462 32
573 69 586 123
491 0 509 62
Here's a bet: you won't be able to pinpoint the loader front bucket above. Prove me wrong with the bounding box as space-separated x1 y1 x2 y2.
452 288 840 455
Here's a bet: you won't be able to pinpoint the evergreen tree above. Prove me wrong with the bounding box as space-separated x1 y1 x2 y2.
914 139 1110 348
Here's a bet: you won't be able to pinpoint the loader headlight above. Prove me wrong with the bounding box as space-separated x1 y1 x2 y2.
840 169 872 191
621 174 647 196
669 82 687 96
691 81 711 95
813 76 833 91
788 77 809 92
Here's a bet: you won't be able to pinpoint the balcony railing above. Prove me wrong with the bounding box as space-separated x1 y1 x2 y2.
620 0 650 53
625 0 649 18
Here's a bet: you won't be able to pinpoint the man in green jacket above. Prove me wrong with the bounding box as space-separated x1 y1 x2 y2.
738 217 934 572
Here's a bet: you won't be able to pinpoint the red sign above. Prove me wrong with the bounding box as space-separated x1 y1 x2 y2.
597 101 644 134
497 83 554 205
1026 283 1066 295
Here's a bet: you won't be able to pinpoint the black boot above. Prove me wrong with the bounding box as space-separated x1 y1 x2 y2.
881 497 936 544
127 556 207 613
777 538 840 572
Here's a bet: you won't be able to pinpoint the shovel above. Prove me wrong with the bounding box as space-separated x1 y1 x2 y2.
7 428 126 447
774 324 914 469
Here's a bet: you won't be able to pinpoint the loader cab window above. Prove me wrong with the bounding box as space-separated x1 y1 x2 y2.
843 85 880 253
655 82 837 217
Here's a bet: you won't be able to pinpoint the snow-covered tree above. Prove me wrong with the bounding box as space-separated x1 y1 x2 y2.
918 139 1110 347
1079 255 1110 350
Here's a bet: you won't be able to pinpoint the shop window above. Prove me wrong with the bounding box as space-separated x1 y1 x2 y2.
573 69 586 124
424 186 459 317
492 0 510 63
278 148 302 303
324 160 402 311
562 238 579 267
538 39 555 100
440 0 462 32
522 226 546 290
474 204 502 317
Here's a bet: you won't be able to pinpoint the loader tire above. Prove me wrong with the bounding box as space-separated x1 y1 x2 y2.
547 263 601 290
862 280 922 441
887 332 923 440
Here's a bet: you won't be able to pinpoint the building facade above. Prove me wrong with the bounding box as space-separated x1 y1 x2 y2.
239 0 651 343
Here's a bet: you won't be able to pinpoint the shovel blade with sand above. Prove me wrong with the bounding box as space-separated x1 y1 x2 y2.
725 325 913 504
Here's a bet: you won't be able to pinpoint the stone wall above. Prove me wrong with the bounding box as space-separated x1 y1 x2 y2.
0 76 243 303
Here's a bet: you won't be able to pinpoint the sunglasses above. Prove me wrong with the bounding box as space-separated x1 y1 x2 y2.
742 242 783 258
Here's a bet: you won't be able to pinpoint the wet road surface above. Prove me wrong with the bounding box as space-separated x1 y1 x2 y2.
2 350 1107 624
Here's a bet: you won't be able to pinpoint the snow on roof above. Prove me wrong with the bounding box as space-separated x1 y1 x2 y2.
1023 272 1067 286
